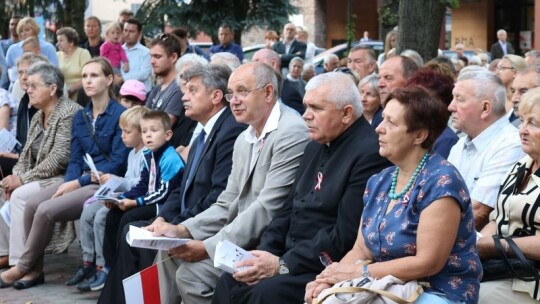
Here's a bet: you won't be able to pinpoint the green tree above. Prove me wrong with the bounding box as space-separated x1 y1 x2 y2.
0 0 86 43
137 0 299 44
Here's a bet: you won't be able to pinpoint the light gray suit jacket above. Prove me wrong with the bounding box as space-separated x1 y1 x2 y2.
182 103 309 258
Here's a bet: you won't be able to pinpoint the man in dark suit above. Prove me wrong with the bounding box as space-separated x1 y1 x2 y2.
97 64 246 304
490 29 514 60
212 72 391 304
273 23 307 72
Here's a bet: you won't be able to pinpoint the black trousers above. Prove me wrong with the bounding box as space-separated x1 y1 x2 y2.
212 271 316 304
98 219 157 304
0 156 18 178
102 204 157 268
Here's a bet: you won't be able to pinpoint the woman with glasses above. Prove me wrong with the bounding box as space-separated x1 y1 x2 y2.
496 55 527 113
0 62 81 270
305 87 481 304
477 87 540 303
0 57 129 289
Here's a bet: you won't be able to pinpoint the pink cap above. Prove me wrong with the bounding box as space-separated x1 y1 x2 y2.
120 79 147 102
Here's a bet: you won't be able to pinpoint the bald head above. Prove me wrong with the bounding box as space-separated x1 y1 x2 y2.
252 48 281 72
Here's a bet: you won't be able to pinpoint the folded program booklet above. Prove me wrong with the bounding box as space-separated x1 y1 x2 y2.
126 225 191 250
213 240 254 274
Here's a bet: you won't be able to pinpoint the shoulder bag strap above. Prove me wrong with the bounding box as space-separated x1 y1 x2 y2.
493 235 540 282
315 284 423 304
81 111 112 161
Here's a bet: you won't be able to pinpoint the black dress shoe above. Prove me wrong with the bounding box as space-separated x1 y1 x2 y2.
66 265 95 286
0 271 13 288
12 273 44 290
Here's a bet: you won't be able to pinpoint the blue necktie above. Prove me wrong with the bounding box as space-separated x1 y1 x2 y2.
181 130 206 211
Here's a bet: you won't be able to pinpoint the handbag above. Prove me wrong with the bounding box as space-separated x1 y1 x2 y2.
481 230 540 282
314 275 423 304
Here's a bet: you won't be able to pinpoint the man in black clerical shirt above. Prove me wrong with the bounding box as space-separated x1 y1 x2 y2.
212 72 391 304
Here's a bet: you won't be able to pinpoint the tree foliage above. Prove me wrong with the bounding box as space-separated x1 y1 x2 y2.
0 0 86 43
136 0 299 44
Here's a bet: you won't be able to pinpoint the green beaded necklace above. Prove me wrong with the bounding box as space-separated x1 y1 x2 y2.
388 151 430 200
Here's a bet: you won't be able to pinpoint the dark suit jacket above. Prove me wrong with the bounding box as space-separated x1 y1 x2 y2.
490 41 514 60
273 39 307 67
158 107 247 224
257 117 391 275
281 79 305 115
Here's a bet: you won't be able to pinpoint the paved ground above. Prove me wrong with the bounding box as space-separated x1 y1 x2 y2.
1 225 101 304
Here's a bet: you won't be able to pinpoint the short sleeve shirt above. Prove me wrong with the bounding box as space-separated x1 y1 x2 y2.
361 153 481 303
145 81 183 117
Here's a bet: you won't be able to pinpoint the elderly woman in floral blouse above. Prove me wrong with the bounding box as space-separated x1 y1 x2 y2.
305 87 481 304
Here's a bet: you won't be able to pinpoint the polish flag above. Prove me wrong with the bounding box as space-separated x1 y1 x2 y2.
122 264 161 304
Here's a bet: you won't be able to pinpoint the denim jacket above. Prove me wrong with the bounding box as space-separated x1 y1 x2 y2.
65 99 129 186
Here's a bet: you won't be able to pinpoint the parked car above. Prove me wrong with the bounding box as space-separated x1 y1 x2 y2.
242 44 266 62
189 41 213 55
441 50 491 62
312 41 383 74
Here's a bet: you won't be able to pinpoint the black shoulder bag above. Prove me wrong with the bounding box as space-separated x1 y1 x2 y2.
81 111 112 161
481 229 540 282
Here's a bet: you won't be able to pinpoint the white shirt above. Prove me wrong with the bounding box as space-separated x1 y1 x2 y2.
448 116 524 208
244 102 281 169
189 107 226 145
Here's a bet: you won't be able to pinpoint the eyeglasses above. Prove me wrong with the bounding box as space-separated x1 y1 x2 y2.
496 66 515 72
225 85 267 102
26 82 50 91
319 251 333 267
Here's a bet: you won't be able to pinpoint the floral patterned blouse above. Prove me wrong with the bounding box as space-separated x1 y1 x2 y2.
361 152 481 303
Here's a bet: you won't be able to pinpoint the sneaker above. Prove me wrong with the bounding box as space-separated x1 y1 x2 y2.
66 265 95 286
76 278 93 292
89 270 107 291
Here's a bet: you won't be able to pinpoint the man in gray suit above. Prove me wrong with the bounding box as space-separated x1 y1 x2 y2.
147 62 309 303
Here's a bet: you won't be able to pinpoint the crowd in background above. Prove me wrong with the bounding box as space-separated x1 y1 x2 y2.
0 11 538 304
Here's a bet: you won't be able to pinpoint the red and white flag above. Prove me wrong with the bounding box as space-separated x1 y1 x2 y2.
123 263 161 304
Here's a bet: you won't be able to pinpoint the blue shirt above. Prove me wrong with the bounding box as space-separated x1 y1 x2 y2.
5 38 59 68
434 127 459 159
362 153 481 303
65 99 129 186
0 48 8 89
208 43 244 62
121 42 152 92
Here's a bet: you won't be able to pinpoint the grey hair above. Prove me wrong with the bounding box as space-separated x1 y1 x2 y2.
289 57 304 70
16 52 48 67
497 29 507 36
253 62 278 99
183 64 232 103
468 55 482 66
358 74 380 96
517 67 540 87
457 69 506 117
401 49 424 68
323 54 339 65
350 45 376 62
305 72 363 117
525 50 540 59
27 61 65 98
175 54 209 73
210 52 241 71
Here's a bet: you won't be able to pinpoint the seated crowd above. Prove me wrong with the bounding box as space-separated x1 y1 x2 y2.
0 14 538 304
